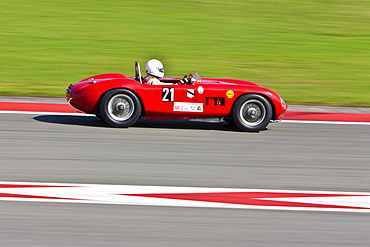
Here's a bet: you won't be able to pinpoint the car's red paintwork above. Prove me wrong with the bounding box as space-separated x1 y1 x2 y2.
66 72 287 128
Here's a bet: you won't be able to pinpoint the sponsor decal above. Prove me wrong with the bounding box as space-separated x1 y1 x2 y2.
174 102 203 112
187 89 195 98
226 90 234 99
197 86 204 94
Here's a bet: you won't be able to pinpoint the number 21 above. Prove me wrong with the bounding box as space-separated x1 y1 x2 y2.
162 88 174 102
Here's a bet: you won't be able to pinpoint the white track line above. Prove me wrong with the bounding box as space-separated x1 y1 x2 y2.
281 120 370 126
1 181 370 213
0 111 85 116
1 111 370 126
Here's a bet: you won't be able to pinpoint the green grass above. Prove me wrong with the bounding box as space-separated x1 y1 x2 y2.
1 0 370 106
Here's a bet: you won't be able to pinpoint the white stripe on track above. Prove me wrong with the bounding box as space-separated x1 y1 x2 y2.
1 111 370 126
0 111 85 116
1 181 370 213
281 120 370 126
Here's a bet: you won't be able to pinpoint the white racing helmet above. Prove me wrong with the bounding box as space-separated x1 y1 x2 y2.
145 59 165 78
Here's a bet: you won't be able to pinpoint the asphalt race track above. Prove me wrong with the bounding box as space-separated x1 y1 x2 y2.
1 100 370 246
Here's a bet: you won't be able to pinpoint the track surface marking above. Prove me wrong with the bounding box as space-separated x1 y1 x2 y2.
1 101 370 123
1 182 370 213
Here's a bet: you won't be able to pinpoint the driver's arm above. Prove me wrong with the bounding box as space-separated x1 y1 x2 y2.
180 74 193 85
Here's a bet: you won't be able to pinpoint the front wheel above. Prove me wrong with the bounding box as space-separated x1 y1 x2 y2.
100 89 141 127
232 94 272 132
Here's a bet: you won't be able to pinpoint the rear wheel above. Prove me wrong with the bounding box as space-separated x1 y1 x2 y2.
232 94 272 131
100 89 141 127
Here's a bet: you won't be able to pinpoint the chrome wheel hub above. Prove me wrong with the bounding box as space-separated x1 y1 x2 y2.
247 107 258 120
240 100 266 126
108 94 134 121
116 102 126 111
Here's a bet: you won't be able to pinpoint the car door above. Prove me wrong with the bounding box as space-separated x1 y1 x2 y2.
152 84 184 115
153 84 205 116
172 84 205 114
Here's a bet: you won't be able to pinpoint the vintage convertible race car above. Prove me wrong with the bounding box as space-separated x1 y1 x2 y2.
66 62 287 131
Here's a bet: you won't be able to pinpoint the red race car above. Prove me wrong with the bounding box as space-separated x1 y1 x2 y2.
66 61 287 131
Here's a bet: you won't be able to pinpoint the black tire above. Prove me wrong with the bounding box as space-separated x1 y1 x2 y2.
100 89 141 127
232 94 272 132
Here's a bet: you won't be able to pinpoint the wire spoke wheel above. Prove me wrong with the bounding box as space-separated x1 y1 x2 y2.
232 94 272 131
108 94 134 121
239 100 266 127
100 89 141 128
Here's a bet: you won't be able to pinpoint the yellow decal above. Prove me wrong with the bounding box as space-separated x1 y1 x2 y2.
226 90 234 99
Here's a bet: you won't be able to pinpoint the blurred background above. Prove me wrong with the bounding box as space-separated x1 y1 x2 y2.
1 0 369 105
2 2 370 246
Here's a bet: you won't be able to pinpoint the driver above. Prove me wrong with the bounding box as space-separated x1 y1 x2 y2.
144 59 168 85
143 59 193 85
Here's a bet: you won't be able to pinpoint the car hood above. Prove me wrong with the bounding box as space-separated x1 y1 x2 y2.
202 78 260 87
